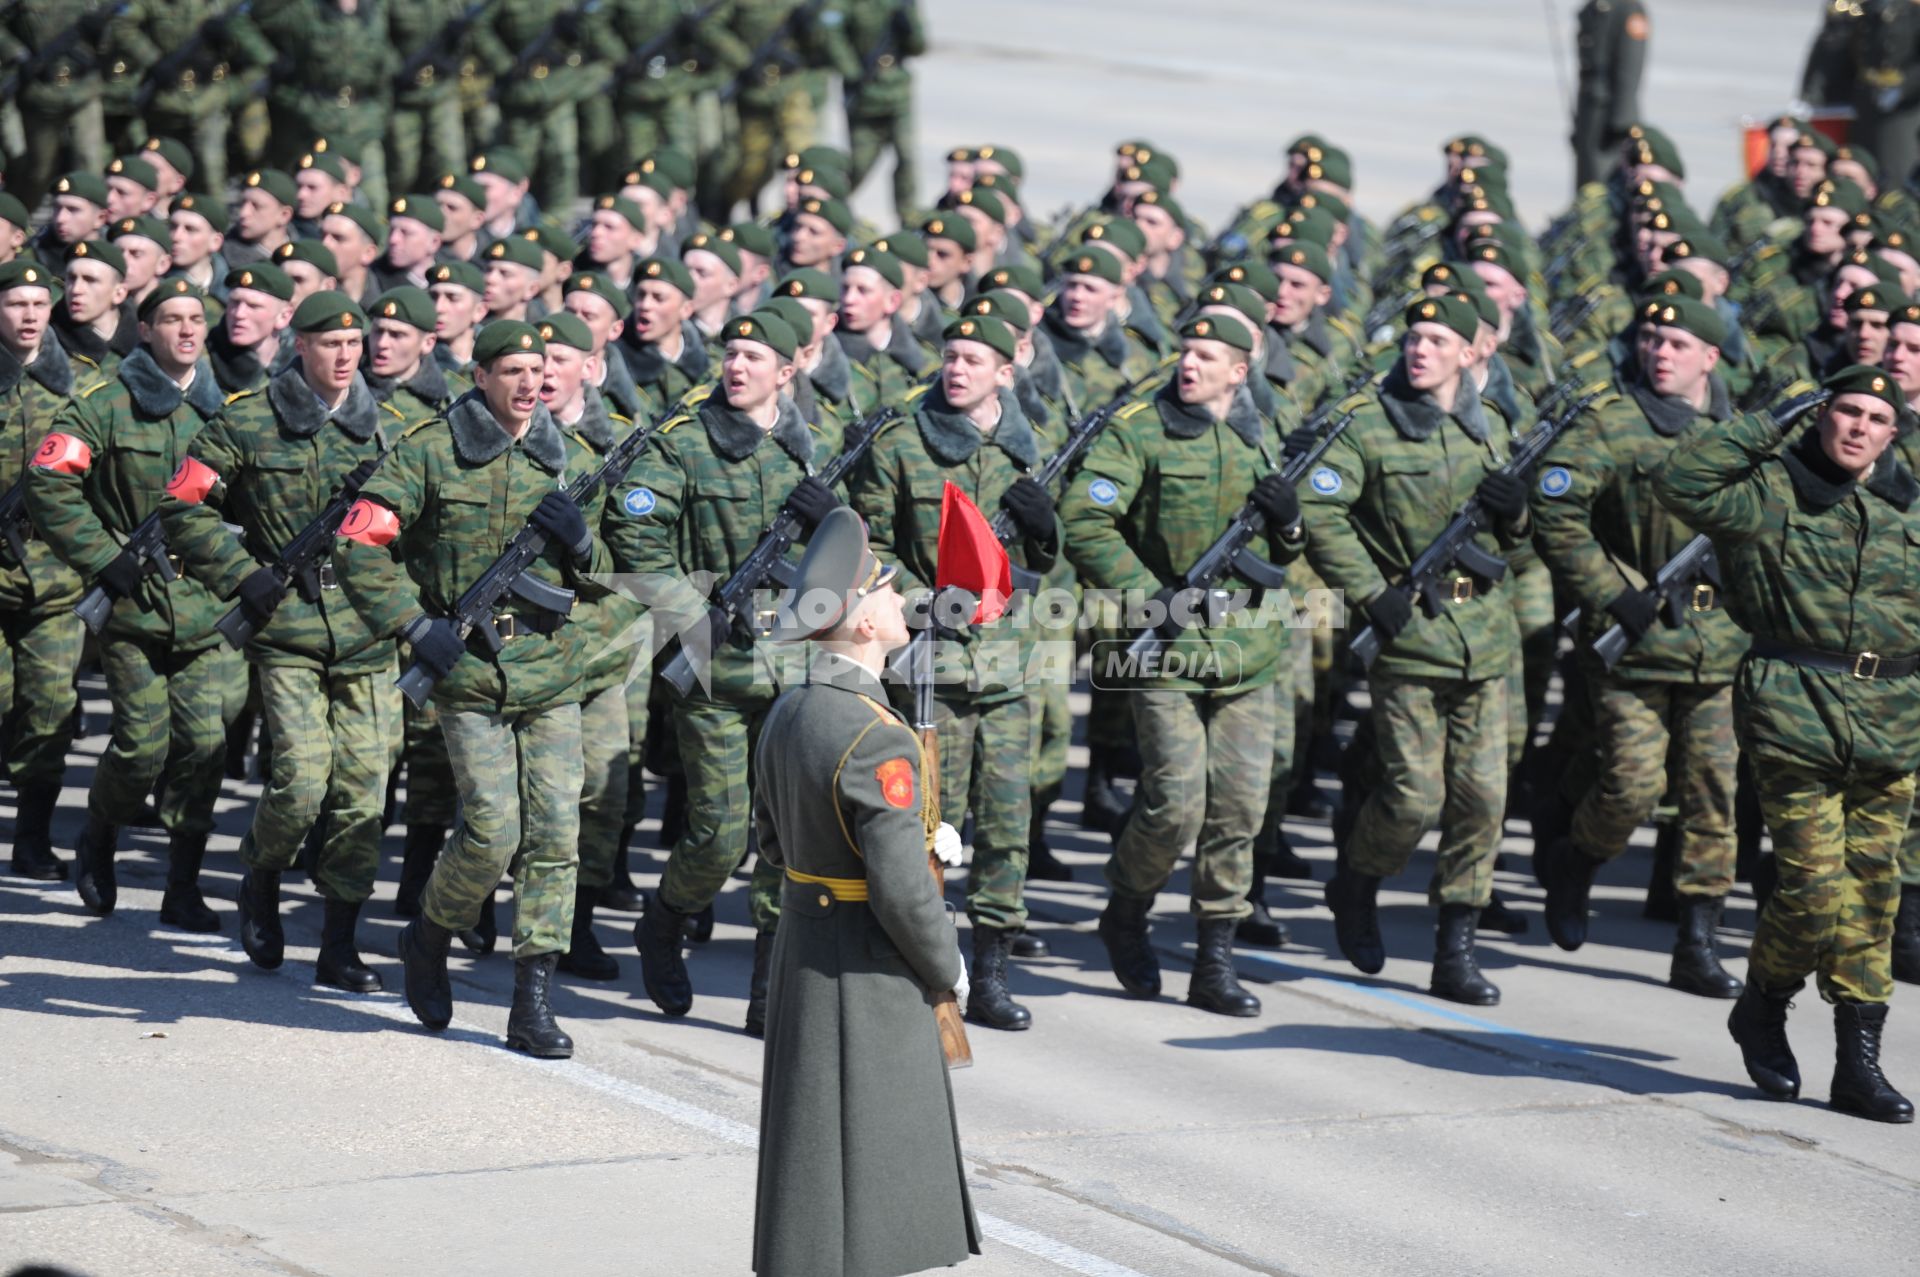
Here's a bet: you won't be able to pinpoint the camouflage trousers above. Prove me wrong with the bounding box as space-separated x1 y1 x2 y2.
847 107 917 223
575 681 631 892
1570 676 1737 896
500 98 580 215
661 691 784 933
1345 671 1508 909
423 701 583 959
1504 558 1556 774
623 671 651 827
91 636 231 840
1261 622 1315 837
0 604 83 788
1901 769 1920 888
1109 683 1274 920
400 698 458 826
1749 757 1914 1005
1027 673 1071 825
931 693 1034 930
239 658 402 903
386 96 468 197
718 89 816 215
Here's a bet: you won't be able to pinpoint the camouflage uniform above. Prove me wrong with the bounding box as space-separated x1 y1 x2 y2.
838 320 931 411
0 1 109 205
386 0 474 195
255 1 396 208
1039 306 1157 414
837 0 926 220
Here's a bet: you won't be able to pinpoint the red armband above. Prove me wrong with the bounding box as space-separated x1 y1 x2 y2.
163 456 220 504
338 498 400 547
31 433 91 475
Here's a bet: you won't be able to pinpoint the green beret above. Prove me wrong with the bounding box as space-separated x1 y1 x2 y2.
634 254 695 297
105 155 158 191
140 136 195 181
1179 313 1255 354
1300 144 1353 189
591 192 647 230
472 319 546 364
483 235 543 271
783 145 849 175
136 277 205 322
964 289 1033 332
1791 127 1838 158
1810 178 1870 219
1836 143 1881 183
1444 271 1499 328
291 290 367 333
972 143 1023 178
952 186 1007 225
773 267 840 306
296 149 349 183
1646 205 1708 241
682 231 743 275
66 239 126 277
1295 188 1350 225
793 164 851 199
1643 295 1727 347
1274 204 1336 248
1080 216 1146 260
523 222 577 262
51 172 108 207
1456 182 1516 221
972 171 1021 206
1210 259 1279 305
639 146 695 190
0 192 29 230
763 295 816 344
944 313 1017 360
1405 293 1478 341
918 212 976 253
1893 296 1920 329
1463 232 1519 275
225 261 294 301
1118 153 1177 190
307 134 360 166
617 164 675 201
370 286 436 332
537 311 593 352
980 259 1044 298
566 269 634 318
241 168 297 207
1116 138 1156 159
1667 230 1731 268
1643 268 1705 300
1844 283 1908 316
388 193 445 233
1273 240 1333 283
0 260 61 300
1447 135 1511 168
1824 362 1905 414
872 229 927 269
435 170 487 207
842 245 903 289
322 200 384 244
1847 247 1905 284
795 197 852 235
1196 280 1267 326
1421 261 1467 291
722 309 797 359
722 220 776 259
427 259 486 295
273 239 340 278
1626 123 1685 178
109 214 170 246
1061 248 1125 285
1132 187 1187 227
469 148 531 184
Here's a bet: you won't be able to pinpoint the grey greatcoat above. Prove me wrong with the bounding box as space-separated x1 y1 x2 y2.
751 651 980 1277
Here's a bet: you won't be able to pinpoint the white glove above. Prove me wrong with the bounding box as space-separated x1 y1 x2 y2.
933 821 964 868
951 935 970 1004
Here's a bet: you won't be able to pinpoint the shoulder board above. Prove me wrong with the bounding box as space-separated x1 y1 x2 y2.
378 400 407 422
1326 316 1361 343
1336 391 1371 415
853 692 910 730
400 417 441 441
78 379 115 400
903 382 934 408
679 382 715 410
609 410 633 428
658 411 696 434
869 409 913 440
1114 399 1156 422
851 360 881 387
223 389 256 406
1569 347 1603 369
1754 243 1781 260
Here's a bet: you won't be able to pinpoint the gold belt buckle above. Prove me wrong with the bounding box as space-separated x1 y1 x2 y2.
165 553 183 575
1853 651 1881 680
1689 582 1714 612
495 613 521 641
1449 575 1475 604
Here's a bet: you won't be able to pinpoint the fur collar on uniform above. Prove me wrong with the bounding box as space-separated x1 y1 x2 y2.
597 343 643 420
560 385 617 451
626 321 710 387
119 345 225 419
1125 285 1169 354
445 388 568 472
1292 311 1335 360
916 385 1037 467
811 331 854 404
368 357 451 414
700 391 813 465
1153 380 1269 451
1042 305 1132 372
1013 364 1052 432
1381 362 1490 443
0 329 74 398
267 364 380 440
1262 323 1299 386
838 320 929 376
909 291 947 349
1027 327 1067 405
207 324 269 393
1784 426 1920 512
1480 354 1523 427
54 302 138 365
1629 372 1731 437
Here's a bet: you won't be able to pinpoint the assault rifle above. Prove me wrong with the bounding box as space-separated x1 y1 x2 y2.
393 0 492 92
0 475 30 565
74 510 174 636
717 0 827 105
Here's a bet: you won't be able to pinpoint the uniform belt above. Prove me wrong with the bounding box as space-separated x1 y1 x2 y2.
1749 638 1919 680
785 867 868 902
1446 575 1477 604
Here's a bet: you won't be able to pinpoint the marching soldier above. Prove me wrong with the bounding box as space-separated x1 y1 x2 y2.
386 0 472 197
1 1 112 205
256 0 396 209
206 262 293 394
55 240 136 385
1570 0 1650 189
839 0 926 222
366 285 455 418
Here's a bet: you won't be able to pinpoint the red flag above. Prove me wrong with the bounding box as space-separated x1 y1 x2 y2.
935 481 1011 624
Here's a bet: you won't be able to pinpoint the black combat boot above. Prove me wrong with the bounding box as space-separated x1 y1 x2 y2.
73 812 119 916
1537 835 1601 952
1265 825 1317 881
744 931 774 1038
1669 895 1742 999
397 915 455 1030
557 887 619 981
159 829 220 932
1026 829 1074 883
1892 889 1920 986
1010 929 1050 959
458 885 498 955
1642 820 1679 922
1236 852 1289 949
236 867 285 969
1727 979 1801 1100
684 902 715 945
315 897 382 993
601 828 647 912
393 823 444 918
1430 904 1500 1006
1830 1001 1914 1123
8 787 66 880
1188 918 1260 1017
505 954 574 1059
633 893 694 1015
1476 890 1529 936
1079 746 1130 835
1325 865 1385 974
966 927 1033 1030
1097 893 1161 998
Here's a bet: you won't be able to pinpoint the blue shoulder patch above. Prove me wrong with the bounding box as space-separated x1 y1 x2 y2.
1087 477 1119 507
623 486 657 516
1309 467 1342 496
1539 466 1572 498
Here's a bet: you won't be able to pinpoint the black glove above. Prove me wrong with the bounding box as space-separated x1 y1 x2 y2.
1769 387 1830 430
906 587 975 639
408 616 466 678
339 458 379 493
785 475 840 531
1364 586 1413 642
1605 589 1660 642
95 553 142 601
234 567 287 625
1250 472 1300 529
1476 470 1528 520
1282 423 1320 460
530 491 592 560
1150 584 1227 635
1000 476 1055 541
